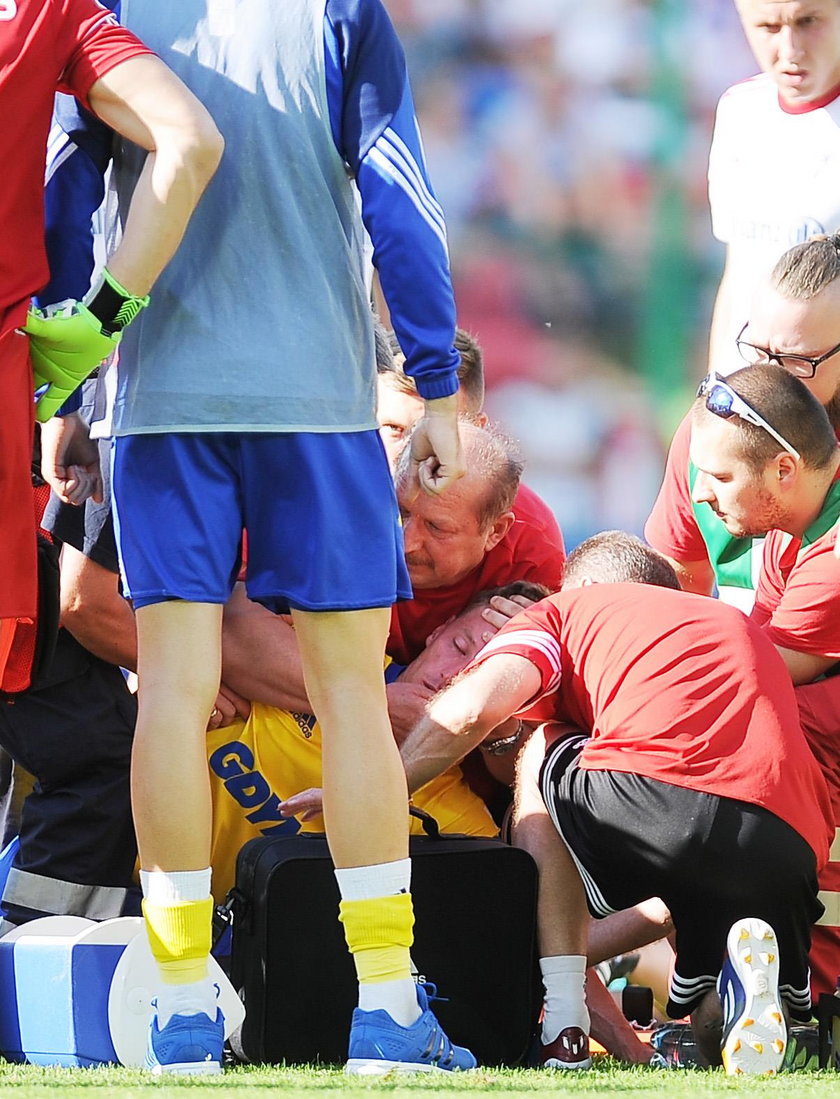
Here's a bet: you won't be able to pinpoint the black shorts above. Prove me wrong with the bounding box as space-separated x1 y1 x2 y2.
540 735 823 1019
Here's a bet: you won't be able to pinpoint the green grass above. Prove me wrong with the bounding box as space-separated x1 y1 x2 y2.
0 1062 834 1098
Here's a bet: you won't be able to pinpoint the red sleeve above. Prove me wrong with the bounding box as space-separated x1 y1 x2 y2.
466 600 564 719
644 414 709 562
750 531 785 629
55 0 155 108
758 534 840 658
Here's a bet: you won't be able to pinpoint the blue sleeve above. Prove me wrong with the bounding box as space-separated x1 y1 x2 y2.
325 0 459 401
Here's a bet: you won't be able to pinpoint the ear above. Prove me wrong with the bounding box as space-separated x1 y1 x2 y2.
775 452 798 487
483 511 515 553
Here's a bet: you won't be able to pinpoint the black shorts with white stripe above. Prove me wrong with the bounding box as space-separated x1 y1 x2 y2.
539 735 822 1020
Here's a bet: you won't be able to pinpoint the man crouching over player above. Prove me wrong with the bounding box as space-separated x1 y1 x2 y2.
399 533 832 1074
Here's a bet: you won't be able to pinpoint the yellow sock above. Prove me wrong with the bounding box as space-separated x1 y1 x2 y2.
142 896 214 985
339 892 414 984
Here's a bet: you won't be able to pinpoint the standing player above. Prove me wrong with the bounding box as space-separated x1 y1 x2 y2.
108 0 474 1076
0 0 222 689
708 0 840 376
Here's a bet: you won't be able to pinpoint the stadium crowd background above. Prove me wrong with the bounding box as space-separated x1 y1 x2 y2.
385 0 756 548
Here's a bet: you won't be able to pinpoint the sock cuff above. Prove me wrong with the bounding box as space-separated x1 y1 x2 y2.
334 858 411 901
142 896 214 975
338 892 415 954
141 868 212 904
540 954 588 978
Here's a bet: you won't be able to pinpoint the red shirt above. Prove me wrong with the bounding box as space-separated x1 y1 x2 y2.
752 499 840 660
474 583 832 865
644 414 706 562
0 0 152 336
388 482 565 664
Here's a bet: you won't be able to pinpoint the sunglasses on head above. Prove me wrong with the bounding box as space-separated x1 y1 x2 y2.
696 372 801 461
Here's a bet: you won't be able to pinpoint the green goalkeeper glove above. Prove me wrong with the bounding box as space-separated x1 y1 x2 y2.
25 269 149 423
25 302 121 422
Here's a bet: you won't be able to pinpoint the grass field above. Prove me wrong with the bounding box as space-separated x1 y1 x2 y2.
0 1062 835 1099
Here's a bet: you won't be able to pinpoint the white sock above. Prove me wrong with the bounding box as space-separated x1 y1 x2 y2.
140 869 215 1027
335 858 418 1026
358 978 420 1026
155 976 219 1028
333 858 411 900
540 955 589 1043
140 867 212 904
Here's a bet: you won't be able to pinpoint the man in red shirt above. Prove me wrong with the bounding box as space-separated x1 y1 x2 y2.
400 574 831 1075
378 333 565 664
689 361 840 1006
646 233 840 606
222 419 563 740
0 0 222 686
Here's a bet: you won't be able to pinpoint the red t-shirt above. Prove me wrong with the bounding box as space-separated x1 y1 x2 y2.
644 414 706 562
0 0 152 336
473 583 832 865
752 512 840 661
387 482 565 664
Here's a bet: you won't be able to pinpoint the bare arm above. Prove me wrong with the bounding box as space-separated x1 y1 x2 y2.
87 54 224 295
773 645 838 687
400 652 541 793
664 554 715 597
60 544 137 669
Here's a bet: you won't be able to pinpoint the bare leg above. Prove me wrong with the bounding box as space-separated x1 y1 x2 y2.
587 899 674 966
292 606 407 868
133 601 222 869
511 724 588 957
586 969 652 1065
691 989 723 1068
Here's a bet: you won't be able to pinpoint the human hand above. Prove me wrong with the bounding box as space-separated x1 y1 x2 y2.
480 592 537 632
406 395 464 496
386 679 435 742
24 303 120 423
207 684 251 731
279 787 324 822
39 411 103 505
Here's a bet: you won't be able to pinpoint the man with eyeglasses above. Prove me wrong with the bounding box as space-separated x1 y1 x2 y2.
708 0 840 378
689 361 840 1005
647 233 840 606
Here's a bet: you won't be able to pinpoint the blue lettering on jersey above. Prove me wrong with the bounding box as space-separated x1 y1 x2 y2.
209 741 301 836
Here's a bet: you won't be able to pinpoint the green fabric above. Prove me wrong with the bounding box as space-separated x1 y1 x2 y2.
688 462 840 596
24 303 121 422
689 461 757 593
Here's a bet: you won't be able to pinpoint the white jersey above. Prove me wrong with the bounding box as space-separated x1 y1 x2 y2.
708 73 840 374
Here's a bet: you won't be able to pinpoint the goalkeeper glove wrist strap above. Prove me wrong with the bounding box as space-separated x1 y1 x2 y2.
85 268 150 335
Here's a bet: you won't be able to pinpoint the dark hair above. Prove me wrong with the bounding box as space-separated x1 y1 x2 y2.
772 232 840 300
454 327 485 412
374 318 395 373
563 531 680 590
382 326 485 412
692 363 837 471
467 580 551 610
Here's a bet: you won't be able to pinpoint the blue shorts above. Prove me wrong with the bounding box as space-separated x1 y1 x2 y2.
111 431 411 612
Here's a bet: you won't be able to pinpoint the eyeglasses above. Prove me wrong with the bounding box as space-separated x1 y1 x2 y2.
736 323 840 379
696 372 801 460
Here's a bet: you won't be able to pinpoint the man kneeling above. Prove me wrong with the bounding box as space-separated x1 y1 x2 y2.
399 540 831 1075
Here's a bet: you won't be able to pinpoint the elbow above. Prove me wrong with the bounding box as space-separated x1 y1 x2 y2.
192 117 225 185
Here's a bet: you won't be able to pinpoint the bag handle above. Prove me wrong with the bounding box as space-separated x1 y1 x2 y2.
409 805 441 839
